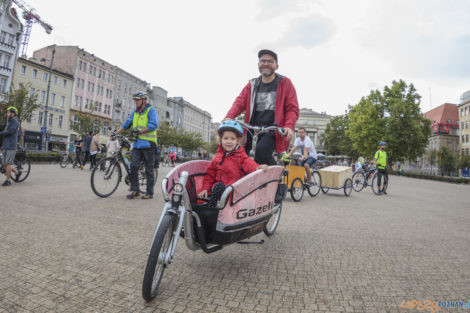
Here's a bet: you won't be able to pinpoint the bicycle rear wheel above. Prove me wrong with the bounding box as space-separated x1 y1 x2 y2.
138 163 158 188
263 202 282 236
371 173 388 195
306 170 321 197
59 154 69 168
13 156 31 182
290 177 304 202
91 157 122 197
352 172 365 192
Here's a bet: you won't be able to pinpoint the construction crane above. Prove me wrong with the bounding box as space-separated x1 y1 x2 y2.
11 0 53 56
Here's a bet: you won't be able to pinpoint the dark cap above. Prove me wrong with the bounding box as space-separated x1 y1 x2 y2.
258 49 278 62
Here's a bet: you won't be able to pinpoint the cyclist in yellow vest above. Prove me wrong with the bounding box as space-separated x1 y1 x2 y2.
116 91 158 199
373 141 388 195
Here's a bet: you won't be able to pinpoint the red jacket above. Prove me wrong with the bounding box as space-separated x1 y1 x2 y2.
225 74 299 153
202 145 259 192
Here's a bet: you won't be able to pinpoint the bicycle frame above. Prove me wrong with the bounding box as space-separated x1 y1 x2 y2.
236 120 285 160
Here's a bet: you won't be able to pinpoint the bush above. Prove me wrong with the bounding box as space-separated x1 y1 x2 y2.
390 170 469 184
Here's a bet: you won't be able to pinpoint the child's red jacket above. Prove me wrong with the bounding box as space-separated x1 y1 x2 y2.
202 145 259 192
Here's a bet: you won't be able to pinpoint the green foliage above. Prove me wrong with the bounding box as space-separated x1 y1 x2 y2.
0 82 40 128
69 102 101 137
322 115 356 158
428 149 438 168
157 121 206 152
438 146 456 176
456 153 470 169
347 80 430 162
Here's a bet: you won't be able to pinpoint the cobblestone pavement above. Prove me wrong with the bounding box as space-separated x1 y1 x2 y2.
0 164 469 313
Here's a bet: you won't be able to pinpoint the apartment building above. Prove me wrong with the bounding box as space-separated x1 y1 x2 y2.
12 57 74 150
168 97 211 143
0 0 22 96
459 90 470 156
149 86 171 126
32 45 115 136
113 67 148 130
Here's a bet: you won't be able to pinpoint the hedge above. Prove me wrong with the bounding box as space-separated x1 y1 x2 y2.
390 169 470 184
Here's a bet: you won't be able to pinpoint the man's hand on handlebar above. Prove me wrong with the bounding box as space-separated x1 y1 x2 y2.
284 127 294 141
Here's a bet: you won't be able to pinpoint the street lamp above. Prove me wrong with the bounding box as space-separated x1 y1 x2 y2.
41 48 55 151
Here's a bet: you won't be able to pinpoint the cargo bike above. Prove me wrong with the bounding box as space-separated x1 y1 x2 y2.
282 154 321 202
142 121 287 301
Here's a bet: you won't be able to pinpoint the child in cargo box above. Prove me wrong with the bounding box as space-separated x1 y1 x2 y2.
197 120 268 208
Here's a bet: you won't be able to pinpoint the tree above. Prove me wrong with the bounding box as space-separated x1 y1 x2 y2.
322 115 356 157
428 149 438 174
438 146 455 176
0 82 40 130
456 153 470 175
69 102 101 138
347 80 430 162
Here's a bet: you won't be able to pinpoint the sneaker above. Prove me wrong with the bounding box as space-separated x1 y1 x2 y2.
2 180 12 186
383 190 387 195
141 193 153 199
80 165 84 170
126 191 141 199
13 170 22 182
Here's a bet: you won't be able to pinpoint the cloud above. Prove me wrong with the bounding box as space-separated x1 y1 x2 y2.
256 0 322 20
273 14 337 49
358 0 470 79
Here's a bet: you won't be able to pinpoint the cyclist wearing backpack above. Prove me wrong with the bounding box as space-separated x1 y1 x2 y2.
373 141 388 194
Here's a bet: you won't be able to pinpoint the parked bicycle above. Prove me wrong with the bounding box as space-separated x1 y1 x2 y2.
141 121 286 301
59 151 83 168
90 133 158 197
0 147 31 183
351 164 388 195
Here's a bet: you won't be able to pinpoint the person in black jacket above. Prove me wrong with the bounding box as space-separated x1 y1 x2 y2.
0 107 20 186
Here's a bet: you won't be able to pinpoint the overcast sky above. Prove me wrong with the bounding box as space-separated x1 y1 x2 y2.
16 0 470 122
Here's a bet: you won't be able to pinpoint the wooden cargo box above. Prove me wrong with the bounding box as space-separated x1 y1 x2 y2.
319 165 352 188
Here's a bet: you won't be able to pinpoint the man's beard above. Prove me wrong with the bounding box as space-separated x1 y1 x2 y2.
259 67 274 77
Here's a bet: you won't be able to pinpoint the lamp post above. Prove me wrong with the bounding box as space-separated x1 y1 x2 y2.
41 48 55 151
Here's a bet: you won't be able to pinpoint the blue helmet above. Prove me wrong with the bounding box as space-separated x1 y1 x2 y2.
218 120 243 137
379 141 386 146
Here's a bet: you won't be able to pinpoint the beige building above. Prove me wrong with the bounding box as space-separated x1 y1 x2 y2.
293 108 332 154
168 97 212 143
12 57 74 150
459 90 470 156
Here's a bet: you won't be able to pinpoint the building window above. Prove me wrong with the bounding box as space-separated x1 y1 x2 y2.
467 134 469 143
38 112 43 125
93 119 100 133
32 69 38 78
41 90 46 102
20 65 26 75
7 33 14 45
2 53 10 68
48 113 53 126
103 122 108 135
0 76 7 93
43 73 48 81
60 96 65 107
62 79 67 88
51 93 56 105
29 87 35 97
53 76 58 85
58 115 63 128
0 31 5 43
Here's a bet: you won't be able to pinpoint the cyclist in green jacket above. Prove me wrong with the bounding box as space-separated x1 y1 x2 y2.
373 141 388 195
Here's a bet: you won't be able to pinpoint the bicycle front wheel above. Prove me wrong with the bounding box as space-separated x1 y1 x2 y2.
352 172 365 192
142 213 177 301
372 173 388 195
290 177 304 202
13 156 31 182
263 202 282 236
91 157 122 197
306 170 321 197
59 154 69 168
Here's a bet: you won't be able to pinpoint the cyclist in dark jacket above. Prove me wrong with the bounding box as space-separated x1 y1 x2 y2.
0 107 20 186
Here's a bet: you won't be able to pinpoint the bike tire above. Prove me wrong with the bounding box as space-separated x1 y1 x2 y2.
321 186 329 193
352 172 365 192
306 170 321 197
13 156 31 182
142 213 176 301
138 163 158 187
290 177 304 202
343 178 353 197
59 155 69 168
263 202 282 236
371 173 388 195
91 157 122 198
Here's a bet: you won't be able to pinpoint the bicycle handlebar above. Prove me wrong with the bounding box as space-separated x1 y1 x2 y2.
236 120 286 136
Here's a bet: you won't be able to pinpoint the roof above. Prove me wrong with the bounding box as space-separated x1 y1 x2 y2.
423 103 458 124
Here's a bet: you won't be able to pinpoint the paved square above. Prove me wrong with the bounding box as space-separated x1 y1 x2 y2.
0 164 469 312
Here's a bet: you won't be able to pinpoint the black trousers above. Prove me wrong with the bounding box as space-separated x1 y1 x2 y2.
73 150 82 166
377 168 388 187
83 151 90 166
245 131 276 165
130 147 155 194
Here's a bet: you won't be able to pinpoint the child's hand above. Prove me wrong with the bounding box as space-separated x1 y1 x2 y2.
258 164 268 172
198 190 208 198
